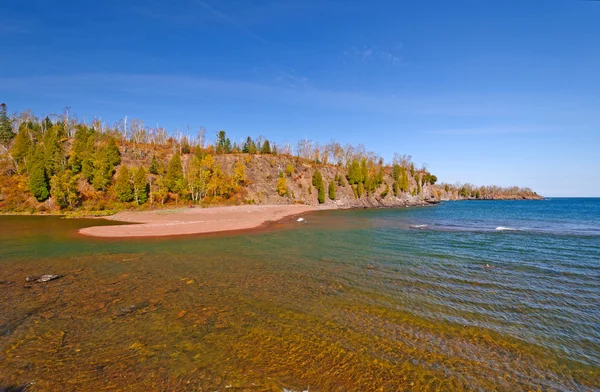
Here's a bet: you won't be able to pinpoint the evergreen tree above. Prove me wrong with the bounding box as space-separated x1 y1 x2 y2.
165 153 184 192
0 103 15 146
381 183 390 198
318 183 326 204
115 165 134 202
105 137 121 167
216 130 232 154
133 166 148 204
346 159 363 185
11 127 32 171
28 146 50 201
260 140 271 154
149 155 160 175
242 136 257 154
328 180 336 200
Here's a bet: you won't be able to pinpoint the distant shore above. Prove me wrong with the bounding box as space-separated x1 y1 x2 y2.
78 204 318 238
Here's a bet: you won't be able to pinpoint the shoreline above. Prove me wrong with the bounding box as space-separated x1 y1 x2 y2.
78 204 319 238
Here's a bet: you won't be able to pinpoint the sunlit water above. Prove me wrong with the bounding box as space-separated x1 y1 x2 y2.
1 199 599 391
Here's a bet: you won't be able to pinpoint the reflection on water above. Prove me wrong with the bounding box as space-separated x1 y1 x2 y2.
1 202 599 391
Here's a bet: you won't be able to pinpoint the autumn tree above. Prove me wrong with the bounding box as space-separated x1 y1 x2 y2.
233 159 246 186
277 172 288 196
50 170 80 209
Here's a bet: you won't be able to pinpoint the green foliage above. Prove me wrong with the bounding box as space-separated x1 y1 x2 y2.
165 153 184 193
133 166 148 204
415 173 422 195
381 183 389 198
392 181 398 196
105 137 121 167
346 159 363 185
149 155 161 175
0 103 15 146
28 147 49 202
50 170 80 209
410 163 415 177
242 136 257 154
328 180 336 200
216 130 232 154
444 184 450 192
459 186 469 198
312 168 326 203
11 127 32 171
115 165 134 202
357 182 365 198
260 140 272 154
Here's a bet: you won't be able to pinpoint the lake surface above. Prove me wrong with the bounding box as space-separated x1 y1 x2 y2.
1 199 599 391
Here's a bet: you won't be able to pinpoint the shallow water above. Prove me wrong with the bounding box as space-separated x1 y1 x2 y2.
1 199 599 391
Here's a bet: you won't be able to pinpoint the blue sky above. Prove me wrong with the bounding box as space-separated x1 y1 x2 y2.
1 0 599 196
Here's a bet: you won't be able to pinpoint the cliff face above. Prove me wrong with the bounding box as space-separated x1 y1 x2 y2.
210 154 438 209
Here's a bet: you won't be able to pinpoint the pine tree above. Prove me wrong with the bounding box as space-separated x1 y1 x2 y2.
29 146 50 201
115 165 134 202
105 137 121 167
260 140 271 154
11 127 32 171
328 180 336 200
165 153 183 192
133 166 148 204
149 155 160 175
0 103 15 146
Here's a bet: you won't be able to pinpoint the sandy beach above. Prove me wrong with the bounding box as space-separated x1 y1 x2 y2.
78 204 317 238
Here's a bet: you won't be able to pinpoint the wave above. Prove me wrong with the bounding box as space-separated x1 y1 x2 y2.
411 224 428 229
495 226 520 231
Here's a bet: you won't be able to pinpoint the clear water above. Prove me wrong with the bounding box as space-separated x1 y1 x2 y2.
1 199 599 391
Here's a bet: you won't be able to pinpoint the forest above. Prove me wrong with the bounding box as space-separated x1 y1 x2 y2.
0 104 541 214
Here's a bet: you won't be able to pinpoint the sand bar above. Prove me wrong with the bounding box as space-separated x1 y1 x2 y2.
79 204 317 238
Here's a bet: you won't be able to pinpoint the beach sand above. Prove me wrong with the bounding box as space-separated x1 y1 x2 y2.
79 204 316 238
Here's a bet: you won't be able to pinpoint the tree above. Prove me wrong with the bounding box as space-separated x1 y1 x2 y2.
115 165 134 202
165 153 183 192
242 136 257 154
277 172 288 196
381 183 390 198
28 147 49 201
50 170 80 209
285 163 294 177
10 127 32 172
133 166 148 204
149 155 160 175
260 140 272 154
233 159 246 186
216 130 232 154
0 103 15 146
105 137 121 167
328 180 336 200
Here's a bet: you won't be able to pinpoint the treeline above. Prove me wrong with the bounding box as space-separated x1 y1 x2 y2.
0 105 440 212
440 183 540 200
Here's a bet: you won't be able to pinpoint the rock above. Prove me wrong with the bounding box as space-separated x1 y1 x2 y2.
25 274 63 283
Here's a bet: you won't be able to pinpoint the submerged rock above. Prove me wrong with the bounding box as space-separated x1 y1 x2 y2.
25 274 63 283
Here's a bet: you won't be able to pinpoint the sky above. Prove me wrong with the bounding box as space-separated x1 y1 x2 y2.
1 0 599 196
